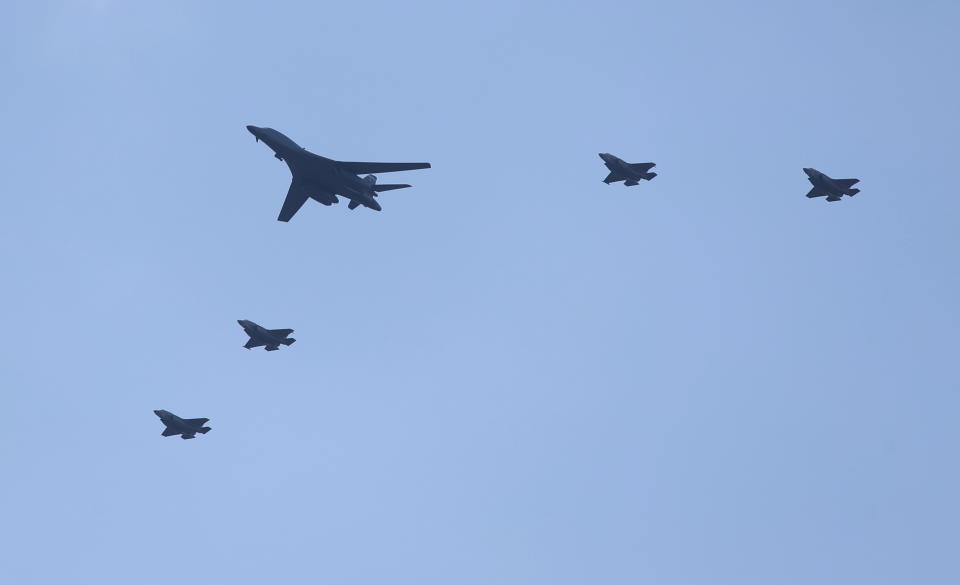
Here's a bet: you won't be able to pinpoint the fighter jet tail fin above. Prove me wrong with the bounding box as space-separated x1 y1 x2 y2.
198 427 211 434
265 345 280 351
846 188 860 196
372 184 411 192
281 338 296 346
645 172 658 180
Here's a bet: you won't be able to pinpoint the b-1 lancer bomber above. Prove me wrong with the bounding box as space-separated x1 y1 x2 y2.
599 153 657 186
246 125 431 220
154 409 211 440
803 168 860 202
238 319 296 351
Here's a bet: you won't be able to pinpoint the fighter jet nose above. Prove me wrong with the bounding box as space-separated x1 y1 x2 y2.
803 168 815 176
246 125 258 133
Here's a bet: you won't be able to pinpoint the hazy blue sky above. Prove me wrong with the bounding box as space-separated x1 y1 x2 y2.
2 1 959 584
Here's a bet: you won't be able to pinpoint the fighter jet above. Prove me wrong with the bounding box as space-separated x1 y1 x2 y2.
599 153 657 186
238 319 296 351
246 125 431 221
154 409 211 440
803 168 860 202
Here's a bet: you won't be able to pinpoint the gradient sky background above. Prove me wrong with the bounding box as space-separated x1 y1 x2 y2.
2 1 959 584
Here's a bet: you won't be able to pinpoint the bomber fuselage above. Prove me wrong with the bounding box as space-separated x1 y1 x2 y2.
246 126 381 210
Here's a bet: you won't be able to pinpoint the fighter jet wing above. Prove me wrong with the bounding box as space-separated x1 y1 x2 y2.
834 178 859 188
162 427 180 437
244 338 266 349
806 188 827 198
628 162 656 172
278 181 311 222
184 418 209 426
337 161 431 174
268 328 294 336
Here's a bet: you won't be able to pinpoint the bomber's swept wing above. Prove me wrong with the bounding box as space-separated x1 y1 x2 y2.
278 182 311 222
244 338 266 349
337 161 431 174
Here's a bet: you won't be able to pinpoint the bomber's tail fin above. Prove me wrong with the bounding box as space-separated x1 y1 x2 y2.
846 188 860 196
281 338 296 346
372 184 411 192
198 427 211 434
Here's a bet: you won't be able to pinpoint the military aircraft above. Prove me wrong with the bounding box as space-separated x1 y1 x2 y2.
599 153 657 186
246 125 431 220
154 409 211 440
803 168 860 202
238 319 296 351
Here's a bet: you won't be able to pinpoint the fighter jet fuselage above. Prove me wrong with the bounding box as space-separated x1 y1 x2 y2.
803 168 860 202
599 153 657 186
154 409 211 440
246 126 430 220
238 319 296 351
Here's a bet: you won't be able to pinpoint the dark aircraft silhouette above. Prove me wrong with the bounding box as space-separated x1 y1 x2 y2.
154 409 211 440
804 168 860 202
599 153 657 186
238 319 296 351
246 125 431 220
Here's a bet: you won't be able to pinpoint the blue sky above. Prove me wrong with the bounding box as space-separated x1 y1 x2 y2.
2 1 959 584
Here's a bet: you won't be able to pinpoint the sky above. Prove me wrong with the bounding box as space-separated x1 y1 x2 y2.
2 1 959 583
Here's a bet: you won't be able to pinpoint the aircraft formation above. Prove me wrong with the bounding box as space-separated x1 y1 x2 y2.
157 125 861 439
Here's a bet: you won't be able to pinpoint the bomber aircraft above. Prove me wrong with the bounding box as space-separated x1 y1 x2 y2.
246 125 431 220
804 168 860 202
238 319 296 351
599 153 657 186
154 409 211 440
